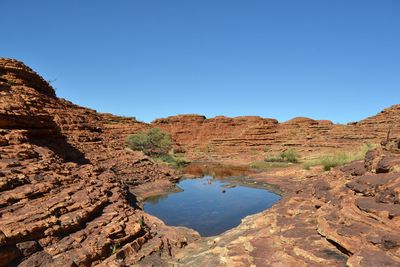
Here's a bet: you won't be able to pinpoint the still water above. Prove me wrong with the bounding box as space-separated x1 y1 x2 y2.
144 176 280 237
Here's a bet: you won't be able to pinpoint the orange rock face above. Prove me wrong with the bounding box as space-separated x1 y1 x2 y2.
1 57 400 266
315 139 400 265
0 58 192 266
170 139 400 266
152 107 400 163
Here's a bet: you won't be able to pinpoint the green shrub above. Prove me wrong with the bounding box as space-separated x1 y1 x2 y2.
153 154 190 168
128 116 137 122
279 149 299 163
265 148 299 163
264 156 283 162
303 163 311 170
250 148 259 156
126 128 172 156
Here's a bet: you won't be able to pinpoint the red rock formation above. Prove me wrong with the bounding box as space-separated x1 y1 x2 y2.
169 139 400 266
315 138 400 265
1 57 400 266
152 106 400 163
0 58 194 266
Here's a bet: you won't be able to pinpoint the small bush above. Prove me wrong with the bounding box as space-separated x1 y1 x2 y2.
250 148 259 156
126 128 172 156
303 163 311 170
153 154 190 168
265 148 299 163
128 116 137 122
264 156 283 162
105 116 138 124
280 149 299 163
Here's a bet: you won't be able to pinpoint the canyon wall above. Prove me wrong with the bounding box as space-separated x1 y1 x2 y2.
0 58 193 266
152 106 400 162
1 58 399 266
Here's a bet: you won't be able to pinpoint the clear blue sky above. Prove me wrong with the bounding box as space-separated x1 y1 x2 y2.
1 0 399 123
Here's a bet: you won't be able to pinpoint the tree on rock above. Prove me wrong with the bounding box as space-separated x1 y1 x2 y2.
126 128 172 156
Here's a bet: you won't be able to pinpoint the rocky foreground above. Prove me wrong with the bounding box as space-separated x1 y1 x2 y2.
0 58 197 266
1 58 400 266
170 139 400 266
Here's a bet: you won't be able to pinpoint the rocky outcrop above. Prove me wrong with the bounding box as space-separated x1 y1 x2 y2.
152 107 400 163
315 138 400 265
1 57 400 266
0 58 194 266
171 139 400 266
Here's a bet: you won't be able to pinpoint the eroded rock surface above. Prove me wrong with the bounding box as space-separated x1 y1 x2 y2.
0 58 196 266
316 139 400 266
1 58 399 266
152 108 400 163
172 139 400 266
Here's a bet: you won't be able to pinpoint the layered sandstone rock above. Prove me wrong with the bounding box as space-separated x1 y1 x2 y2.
152 106 400 163
171 139 400 266
0 58 194 266
315 138 400 266
1 57 400 267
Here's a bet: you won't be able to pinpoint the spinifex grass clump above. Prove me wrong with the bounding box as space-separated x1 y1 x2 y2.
265 148 299 163
319 152 352 171
153 154 190 168
249 148 299 170
303 143 376 171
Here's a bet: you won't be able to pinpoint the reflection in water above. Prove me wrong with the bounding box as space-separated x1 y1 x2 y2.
183 162 253 178
144 176 280 237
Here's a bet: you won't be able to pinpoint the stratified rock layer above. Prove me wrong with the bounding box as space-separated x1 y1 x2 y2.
152 107 400 162
172 139 400 266
0 58 195 266
316 139 400 266
1 57 400 266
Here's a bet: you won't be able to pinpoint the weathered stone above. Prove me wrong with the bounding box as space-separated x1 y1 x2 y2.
0 58 186 266
16 240 40 257
152 108 400 164
340 161 366 176
1 57 400 266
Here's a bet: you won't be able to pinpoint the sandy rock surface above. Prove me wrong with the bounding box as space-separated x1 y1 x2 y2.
171 140 400 266
0 58 194 266
1 58 399 266
152 106 400 163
